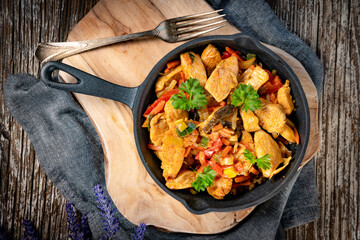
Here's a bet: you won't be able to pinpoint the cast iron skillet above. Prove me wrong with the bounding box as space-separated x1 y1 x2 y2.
40 33 310 214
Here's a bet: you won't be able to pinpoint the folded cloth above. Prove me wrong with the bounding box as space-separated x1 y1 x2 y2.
4 0 322 239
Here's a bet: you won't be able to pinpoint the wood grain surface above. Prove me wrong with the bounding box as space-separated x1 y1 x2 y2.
58 0 318 234
0 0 358 239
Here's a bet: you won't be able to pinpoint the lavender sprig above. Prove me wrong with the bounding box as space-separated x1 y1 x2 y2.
22 220 39 240
93 185 120 239
133 222 147 240
80 214 90 240
65 203 84 240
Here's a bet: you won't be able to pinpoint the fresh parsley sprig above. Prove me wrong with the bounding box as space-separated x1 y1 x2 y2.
244 149 271 170
171 78 208 111
191 166 217 192
231 84 262 112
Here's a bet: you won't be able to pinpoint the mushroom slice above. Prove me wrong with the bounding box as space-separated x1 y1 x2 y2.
165 170 197 189
201 105 237 133
180 51 207 87
205 55 239 102
201 44 222 76
277 80 294 115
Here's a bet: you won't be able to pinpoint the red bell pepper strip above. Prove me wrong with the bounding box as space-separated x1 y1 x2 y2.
264 69 274 82
208 159 226 177
258 75 283 95
143 89 179 117
222 51 231 59
204 138 223 159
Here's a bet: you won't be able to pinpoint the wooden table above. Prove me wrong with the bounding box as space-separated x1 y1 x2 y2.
0 0 358 239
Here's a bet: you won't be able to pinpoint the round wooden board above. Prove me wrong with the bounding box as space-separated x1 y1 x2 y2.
59 0 320 234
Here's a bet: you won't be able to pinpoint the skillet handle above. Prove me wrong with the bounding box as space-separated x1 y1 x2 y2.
40 61 138 109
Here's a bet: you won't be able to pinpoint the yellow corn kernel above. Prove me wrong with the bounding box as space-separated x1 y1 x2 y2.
175 119 188 132
223 166 237 178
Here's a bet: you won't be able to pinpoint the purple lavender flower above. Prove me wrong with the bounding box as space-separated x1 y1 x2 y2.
93 184 120 239
22 220 39 240
133 222 147 240
0 226 9 240
80 214 90 239
65 203 84 240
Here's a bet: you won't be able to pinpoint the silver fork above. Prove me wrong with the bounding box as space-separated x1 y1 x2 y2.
35 10 226 64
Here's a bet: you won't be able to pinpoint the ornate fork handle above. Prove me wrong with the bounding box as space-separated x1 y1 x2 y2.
35 30 156 64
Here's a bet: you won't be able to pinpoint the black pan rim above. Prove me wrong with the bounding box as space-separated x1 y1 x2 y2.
133 33 310 214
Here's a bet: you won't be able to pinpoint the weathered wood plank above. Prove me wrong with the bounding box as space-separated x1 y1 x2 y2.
0 0 98 238
268 0 360 239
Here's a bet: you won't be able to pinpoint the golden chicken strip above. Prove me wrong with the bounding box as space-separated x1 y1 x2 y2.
277 80 294 115
149 113 169 146
201 44 222 76
155 65 182 98
254 130 286 178
205 55 239 102
165 170 197 189
239 65 269 90
240 108 261 132
207 177 232 200
279 124 296 143
160 130 185 180
164 100 188 127
180 51 207 87
254 99 286 133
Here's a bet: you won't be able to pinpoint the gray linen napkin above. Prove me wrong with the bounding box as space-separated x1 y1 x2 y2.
4 0 322 239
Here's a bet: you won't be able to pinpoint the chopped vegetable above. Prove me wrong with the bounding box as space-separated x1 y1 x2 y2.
148 144 162 151
222 51 231 59
244 149 271 170
239 57 256 69
167 60 180 69
191 165 217 192
175 119 188 132
176 122 197 137
208 159 226 177
231 84 262 112
171 78 208 111
246 53 256 60
223 166 237 178
143 89 179 117
234 175 250 183
221 146 232 158
258 75 283 95
200 137 209 148
189 52 195 62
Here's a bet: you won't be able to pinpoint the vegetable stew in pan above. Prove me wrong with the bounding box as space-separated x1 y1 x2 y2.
142 44 299 200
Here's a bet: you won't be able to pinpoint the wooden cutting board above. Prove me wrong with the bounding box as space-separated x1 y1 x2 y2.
59 0 320 234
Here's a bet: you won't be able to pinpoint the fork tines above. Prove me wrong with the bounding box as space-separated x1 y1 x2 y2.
171 9 227 41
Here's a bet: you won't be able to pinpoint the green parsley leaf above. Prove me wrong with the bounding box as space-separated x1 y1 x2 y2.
191 166 217 192
231 84 262 112
176 122 197 137
244 149 271 170
171 78 208 111
200 137 209 148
